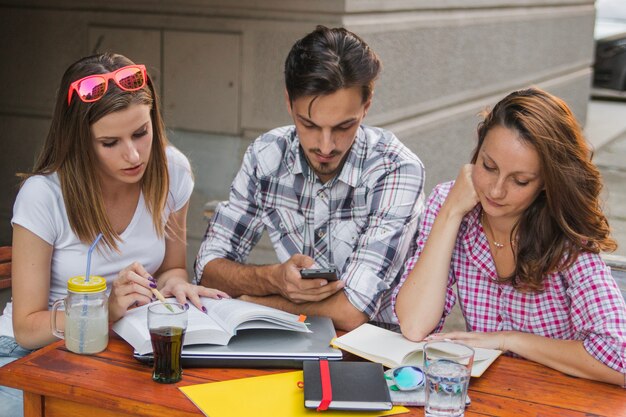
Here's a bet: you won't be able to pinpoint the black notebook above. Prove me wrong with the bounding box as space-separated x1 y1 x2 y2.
303 360 392 411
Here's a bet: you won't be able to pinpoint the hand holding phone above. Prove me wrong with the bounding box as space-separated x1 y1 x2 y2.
300 267 339 281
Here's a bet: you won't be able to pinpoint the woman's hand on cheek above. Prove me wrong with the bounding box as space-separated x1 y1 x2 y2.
444 164 480 218
108 262 155 322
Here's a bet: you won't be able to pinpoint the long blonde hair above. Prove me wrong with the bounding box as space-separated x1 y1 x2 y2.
21 53 169 250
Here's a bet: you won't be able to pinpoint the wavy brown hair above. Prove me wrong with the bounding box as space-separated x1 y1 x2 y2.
471 87 616 291
20 53 169 251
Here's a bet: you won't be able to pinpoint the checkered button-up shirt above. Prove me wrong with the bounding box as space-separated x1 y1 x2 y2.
393 181 626 373
196 125 425 324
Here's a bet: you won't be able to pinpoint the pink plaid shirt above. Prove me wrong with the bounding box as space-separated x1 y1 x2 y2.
393 181 626 374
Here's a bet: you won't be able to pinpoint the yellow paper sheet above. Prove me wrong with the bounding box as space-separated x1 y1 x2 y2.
179 371 409 417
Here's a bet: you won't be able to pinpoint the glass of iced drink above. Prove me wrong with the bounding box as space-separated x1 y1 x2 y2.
147 302 187 383
423 340 474 417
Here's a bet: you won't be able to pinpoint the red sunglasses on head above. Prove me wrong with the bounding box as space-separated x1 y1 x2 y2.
67 64 147 105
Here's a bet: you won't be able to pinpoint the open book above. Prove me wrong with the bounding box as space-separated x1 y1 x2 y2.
112 297 310 355
331 324 501 377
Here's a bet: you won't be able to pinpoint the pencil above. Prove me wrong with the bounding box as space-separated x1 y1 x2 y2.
151 288 175 312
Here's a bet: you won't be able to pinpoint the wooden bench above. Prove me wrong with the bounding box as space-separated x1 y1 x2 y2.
0 246 11 290
0 246 11 312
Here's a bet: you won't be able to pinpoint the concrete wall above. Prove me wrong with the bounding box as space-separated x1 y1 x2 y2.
0 1 596 272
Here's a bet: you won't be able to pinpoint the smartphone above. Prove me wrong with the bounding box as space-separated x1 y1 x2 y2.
300 267 339 281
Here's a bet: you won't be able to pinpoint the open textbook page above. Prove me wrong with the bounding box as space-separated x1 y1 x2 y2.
332 323 501 377
113 297 310 355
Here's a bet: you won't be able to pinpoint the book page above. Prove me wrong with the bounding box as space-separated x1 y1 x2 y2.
111 305 154 354
201 298 311 334
184 304 232 347
114 298 314 355
332 324 425 368
112 300 231 355
332 324 501 377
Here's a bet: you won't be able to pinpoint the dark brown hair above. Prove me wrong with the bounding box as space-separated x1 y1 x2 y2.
21 53 169 250
284 25 381 104
472 87 616 291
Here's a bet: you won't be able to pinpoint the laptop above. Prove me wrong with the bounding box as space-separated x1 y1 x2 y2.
134 315 342 368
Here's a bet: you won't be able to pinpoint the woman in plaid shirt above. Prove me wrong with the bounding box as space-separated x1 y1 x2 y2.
394 88 626 386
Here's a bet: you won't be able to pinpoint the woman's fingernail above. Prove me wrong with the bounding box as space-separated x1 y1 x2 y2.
148 276 156 282
216 294 222 299
184 303 190 310
149 282 157 288
202 306 208 314
152 295 157 301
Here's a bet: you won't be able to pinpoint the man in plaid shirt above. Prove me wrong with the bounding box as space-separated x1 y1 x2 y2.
195 26 425 330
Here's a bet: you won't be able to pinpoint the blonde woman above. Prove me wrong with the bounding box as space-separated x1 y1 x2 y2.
0 53 227 400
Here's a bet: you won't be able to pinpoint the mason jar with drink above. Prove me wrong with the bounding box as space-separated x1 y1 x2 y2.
51 275 109 354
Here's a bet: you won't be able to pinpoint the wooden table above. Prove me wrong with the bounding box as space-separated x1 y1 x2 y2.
1 335 624 417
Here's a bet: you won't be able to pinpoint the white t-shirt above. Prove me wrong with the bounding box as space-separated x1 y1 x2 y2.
0 146 193 338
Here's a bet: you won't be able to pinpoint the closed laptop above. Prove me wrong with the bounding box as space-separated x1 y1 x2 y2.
134 315 342 368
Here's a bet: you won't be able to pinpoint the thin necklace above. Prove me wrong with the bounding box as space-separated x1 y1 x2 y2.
481 211 505 249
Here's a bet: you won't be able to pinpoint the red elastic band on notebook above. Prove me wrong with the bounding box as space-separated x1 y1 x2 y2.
317 359 332 411
298 314 307 322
